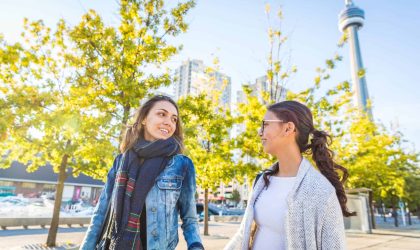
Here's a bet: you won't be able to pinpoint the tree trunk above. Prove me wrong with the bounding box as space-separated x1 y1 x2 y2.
46 153 69 247
204 188 209 236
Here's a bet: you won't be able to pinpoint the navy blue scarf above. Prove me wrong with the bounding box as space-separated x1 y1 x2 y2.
110 137 180 249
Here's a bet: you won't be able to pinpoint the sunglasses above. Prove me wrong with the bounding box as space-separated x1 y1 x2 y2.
260 119 286 134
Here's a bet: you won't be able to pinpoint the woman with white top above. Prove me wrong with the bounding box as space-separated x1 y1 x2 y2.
225 100 355 250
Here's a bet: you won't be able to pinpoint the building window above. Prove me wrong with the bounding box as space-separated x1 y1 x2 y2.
21 182 36 188
0 181 14 186
43 184 56 191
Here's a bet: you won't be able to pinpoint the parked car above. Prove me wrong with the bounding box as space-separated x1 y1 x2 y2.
208 203 245 216
196 203 217 222
195 203 245 222
0 196 29 206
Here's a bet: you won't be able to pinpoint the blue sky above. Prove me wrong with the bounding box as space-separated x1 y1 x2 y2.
1 0 419 151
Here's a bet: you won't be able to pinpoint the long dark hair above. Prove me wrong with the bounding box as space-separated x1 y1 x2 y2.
263 100 355 217
120 95 184 153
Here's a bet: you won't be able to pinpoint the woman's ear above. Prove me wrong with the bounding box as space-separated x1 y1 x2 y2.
285 122 296 135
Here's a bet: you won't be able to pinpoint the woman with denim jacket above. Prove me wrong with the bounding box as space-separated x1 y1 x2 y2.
80 95 204 250
225 101 355 250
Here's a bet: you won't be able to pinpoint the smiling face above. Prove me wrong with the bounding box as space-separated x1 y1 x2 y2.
143 100 178 141
259 110 296 156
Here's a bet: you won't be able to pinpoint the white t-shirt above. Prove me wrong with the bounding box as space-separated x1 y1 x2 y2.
252 176 297 250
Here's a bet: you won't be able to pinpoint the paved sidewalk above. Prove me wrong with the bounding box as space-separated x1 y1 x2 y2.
0 227 85 250
1 222 419 250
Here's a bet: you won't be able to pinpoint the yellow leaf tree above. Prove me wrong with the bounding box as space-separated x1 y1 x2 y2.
178 64 234 235
0 0 195 246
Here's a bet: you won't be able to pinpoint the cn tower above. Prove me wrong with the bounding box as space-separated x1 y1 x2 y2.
339 0 372 118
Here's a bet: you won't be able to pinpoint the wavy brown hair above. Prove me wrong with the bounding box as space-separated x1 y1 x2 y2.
262 100 355 217
119 95 184 153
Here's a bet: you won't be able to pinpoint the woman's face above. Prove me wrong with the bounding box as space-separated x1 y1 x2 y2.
143 101 178 141
259 111 287 155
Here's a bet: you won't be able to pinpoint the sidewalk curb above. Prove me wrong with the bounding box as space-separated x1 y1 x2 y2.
9 243 79 250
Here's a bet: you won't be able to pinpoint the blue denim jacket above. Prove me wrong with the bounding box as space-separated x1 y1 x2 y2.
80 154 204 250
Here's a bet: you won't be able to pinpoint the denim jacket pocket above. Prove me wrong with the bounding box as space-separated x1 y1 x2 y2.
157 175 183 189
157 175 183 205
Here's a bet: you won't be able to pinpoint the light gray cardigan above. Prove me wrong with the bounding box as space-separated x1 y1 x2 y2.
224 158 346 250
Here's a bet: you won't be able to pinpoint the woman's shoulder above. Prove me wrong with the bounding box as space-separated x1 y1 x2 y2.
172 154 192 162
111 153 124 170
115 153 123 161
302 166 336 199
170 154 194 168
167 154 196 178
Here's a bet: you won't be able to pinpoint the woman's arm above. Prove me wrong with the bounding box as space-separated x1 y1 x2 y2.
224 189 256 250
79 154 122 250
223 208 247 250
224 174 261 250
178 157 204 250
320 193 346 250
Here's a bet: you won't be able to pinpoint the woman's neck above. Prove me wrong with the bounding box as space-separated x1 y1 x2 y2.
274 144 302 177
